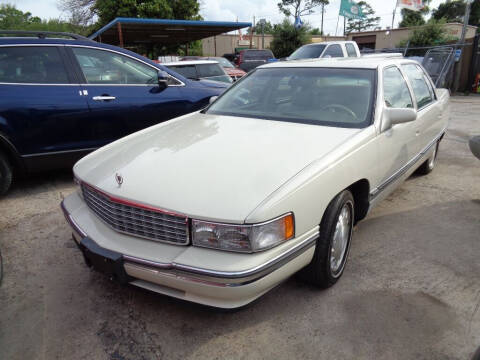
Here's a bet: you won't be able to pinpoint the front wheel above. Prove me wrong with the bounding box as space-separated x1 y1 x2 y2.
299 190 354 288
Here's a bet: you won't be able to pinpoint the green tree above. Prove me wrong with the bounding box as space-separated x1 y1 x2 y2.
269 19 311 58
0 4 41 29
94 0 201 27
310 27 322 35
251 20 275 35
399 0 431 28
398 19 455 48
432 0 480 27
0 4 90 35
277 0 329 19
346 1 380 33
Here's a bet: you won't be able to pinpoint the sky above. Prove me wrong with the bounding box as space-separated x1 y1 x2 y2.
8 0 446 35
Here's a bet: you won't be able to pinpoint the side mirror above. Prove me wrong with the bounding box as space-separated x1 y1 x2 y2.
381 107 417 132
158 71 169 88
209 96 218 104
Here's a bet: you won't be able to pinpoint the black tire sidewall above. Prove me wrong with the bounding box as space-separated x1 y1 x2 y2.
321 191 355 282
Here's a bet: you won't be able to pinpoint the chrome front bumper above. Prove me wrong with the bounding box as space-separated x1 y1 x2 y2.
61 197 317 308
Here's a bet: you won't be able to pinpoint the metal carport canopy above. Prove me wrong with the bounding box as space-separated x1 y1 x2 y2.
89 17 252 47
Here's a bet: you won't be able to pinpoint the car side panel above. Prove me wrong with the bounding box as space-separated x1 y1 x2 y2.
0 84 91 155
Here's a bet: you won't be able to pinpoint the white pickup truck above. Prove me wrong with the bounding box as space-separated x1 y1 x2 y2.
288 41 361 60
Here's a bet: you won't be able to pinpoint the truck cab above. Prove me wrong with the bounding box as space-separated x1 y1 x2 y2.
288 41 360 60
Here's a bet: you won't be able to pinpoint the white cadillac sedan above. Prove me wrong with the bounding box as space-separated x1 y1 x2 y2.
61 57 449 308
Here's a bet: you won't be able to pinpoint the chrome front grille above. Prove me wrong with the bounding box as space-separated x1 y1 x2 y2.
81 184 189 245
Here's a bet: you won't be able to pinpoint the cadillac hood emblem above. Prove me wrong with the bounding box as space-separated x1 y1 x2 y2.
115 173 123 187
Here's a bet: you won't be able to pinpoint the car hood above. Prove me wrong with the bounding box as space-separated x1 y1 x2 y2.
74 112 360 223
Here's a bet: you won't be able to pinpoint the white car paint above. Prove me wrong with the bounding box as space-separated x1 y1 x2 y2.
62 57 450 308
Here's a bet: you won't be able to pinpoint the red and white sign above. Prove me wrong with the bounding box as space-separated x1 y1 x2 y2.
397 0 424 11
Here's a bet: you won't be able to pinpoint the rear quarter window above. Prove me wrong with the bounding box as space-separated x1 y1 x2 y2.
0 46 69 84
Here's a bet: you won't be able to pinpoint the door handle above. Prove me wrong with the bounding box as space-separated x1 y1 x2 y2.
92 96 116 101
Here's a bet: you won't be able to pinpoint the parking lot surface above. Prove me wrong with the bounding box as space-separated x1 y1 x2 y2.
1 96 479 360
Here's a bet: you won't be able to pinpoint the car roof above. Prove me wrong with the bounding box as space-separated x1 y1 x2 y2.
164 60 219 66
259 57 417 70
301 41 356 46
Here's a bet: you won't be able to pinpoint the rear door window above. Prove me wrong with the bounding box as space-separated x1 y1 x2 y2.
401 64 434 108
0 46 69 84
323 44 343 58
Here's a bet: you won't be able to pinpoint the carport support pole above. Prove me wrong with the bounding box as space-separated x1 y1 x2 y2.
117 22 124 48
214 36 217 56
453 0 472 93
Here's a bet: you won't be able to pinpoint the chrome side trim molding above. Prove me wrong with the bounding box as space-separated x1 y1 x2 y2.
123 231 318 287
370 130 445 200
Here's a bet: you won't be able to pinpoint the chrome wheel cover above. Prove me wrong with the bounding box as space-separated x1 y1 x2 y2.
330 203 353 277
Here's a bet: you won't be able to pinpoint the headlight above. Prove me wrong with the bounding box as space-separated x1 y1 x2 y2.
192 213 294 253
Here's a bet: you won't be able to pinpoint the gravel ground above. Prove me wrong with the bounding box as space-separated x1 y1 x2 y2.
0 96 479 360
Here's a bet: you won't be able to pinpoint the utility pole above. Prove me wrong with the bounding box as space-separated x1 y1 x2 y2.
321 4 325 35
258 18 266 49
453 0 472 92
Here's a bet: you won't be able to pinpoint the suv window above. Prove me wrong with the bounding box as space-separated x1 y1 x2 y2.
323 44 343 58
0 46 69 84
345 43 357 57
383 66 413 108
401 64 434 108
72 47 158 85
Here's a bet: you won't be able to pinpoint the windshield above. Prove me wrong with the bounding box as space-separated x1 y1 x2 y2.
206 67 376 128
289 45 326 60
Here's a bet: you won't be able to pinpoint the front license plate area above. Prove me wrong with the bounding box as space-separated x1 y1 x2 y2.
79 237 130 284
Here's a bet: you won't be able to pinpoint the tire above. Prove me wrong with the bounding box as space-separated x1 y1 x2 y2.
299 190 355 288
416 142 439 175
0 152 12 196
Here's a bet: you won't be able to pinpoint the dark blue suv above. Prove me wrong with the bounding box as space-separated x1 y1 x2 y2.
0 31 227 195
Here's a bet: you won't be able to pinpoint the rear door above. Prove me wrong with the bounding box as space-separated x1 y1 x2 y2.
0 45 91 170
68 46 189 147
400 63 441 155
